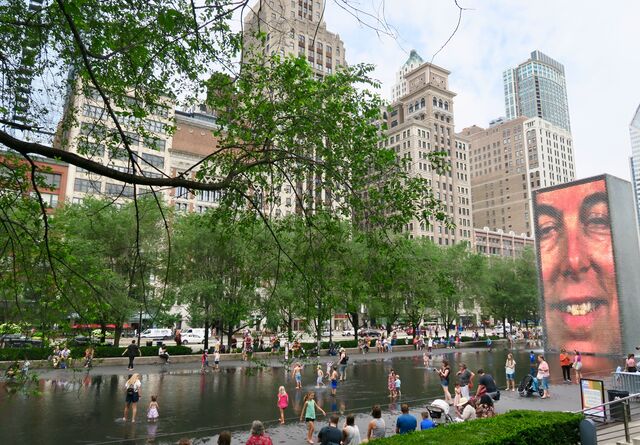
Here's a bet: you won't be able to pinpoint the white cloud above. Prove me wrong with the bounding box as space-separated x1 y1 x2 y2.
324 0 640 181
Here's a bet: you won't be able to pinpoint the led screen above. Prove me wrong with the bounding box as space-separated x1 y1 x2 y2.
534 178 621 355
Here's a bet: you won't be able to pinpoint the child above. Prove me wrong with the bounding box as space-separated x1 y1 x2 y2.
147 395 159 422
423 352 430 367
453 383 462 416
394 374 401 397
201 350 209 372
300 391 326 444
277 386 289 424
214 349 220 370
316 366 325 387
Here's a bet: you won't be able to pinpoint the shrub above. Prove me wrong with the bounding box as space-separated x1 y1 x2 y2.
373 410 582 445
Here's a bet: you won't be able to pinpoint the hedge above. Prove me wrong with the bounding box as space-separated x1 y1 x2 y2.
375 410 582 445
0 345 193 362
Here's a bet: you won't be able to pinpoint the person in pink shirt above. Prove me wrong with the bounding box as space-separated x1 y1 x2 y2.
277 386 289 424
537 355 550 399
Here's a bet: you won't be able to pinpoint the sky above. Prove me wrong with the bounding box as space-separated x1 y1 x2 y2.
315 0 640 181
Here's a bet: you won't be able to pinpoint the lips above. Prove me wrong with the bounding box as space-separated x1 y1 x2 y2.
549 299 606 316
548 298 608 332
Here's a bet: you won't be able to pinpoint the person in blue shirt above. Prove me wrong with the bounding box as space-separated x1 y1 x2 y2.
529 351 537 376
420 412 435 430
395 404 417 434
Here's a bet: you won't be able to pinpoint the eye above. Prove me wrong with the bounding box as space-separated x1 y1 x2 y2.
585 211 609 232
538 220 560 241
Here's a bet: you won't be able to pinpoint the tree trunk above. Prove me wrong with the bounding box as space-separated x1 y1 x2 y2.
204 319 210 351
503 317 507 339
100 321 106 344
287 312 293 342
114 322 123 347
350 311 359 342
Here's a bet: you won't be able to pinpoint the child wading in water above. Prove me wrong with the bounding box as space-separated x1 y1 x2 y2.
300 391 326 444
201 350 209 372
394 374 401 397
147 395 159 422
316 366 325 387
277 386 289 424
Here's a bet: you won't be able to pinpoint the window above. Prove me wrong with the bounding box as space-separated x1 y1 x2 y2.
74 179 101 193
40 193 58 208
37 172 61 189
141 153 164 169
175 186 189 199
83 104 105 119
145 137 166 151
106 182 134 197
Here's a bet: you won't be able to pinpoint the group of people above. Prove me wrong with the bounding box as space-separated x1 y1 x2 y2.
49 345 72 369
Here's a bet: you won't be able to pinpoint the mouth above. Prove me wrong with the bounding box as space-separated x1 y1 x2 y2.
549 299 607 316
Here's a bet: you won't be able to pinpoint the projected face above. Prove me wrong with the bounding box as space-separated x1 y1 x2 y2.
535 179 620 354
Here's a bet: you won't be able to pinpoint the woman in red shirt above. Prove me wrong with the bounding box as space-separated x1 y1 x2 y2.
559 348 572 383
246 420 273 445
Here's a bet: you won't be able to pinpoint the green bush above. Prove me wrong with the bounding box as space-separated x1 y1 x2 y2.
374 410 582 445
0 345 193 362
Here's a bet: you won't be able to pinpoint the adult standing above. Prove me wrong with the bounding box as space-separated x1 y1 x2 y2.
573 350 583 383
122 340 142 371
387 369 396 398
529 351 537 376
505 353 516 391
437 359 453 404
537 355 550 399
246 420 273 445
174 329 182 347
395 404 417 434
559 348 572 383
122 373 141 422
366 405 386 440
318 414 342 445
342 414 361 445
456 363 474 399
427 336 433 353
338 348 348 381
625 353 637 372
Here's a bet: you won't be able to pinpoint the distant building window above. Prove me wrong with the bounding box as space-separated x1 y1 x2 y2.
39 193 59 208
74 178 101 193
37 172 61 189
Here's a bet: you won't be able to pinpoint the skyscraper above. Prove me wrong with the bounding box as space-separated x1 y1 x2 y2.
503 50 571 132
381 56 473 244
629 104 640 221
391 49 424 102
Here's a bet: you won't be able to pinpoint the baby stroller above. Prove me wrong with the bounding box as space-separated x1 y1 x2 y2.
518 374 544 397
426 399 454 425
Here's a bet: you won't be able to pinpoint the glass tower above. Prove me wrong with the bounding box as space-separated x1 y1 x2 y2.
629 104 640 222
503 50 571 132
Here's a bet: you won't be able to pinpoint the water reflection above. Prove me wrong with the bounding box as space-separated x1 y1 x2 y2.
0 349 620 444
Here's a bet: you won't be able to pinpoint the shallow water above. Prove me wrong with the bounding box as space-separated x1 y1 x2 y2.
0 349 617 444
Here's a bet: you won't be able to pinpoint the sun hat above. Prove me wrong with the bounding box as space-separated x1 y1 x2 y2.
456 397 469 406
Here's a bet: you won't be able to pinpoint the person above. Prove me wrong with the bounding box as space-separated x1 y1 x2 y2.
318 414 342 445
147 395 159 422
529 350 537 376
456 397 476 422
573 350 583 383
123 373 142 422
394 374 401 397
218 431 231 445
300 391 326 444
292 363 303 389
537 355 550 399
50 345 61 368
456 363 474 399
83 347 94 369
423 351 430 367
387 369 396 398
626 353 637 372
427 336 433 353
475 369 497 399
330 366 339 396
159 345 170 364
367 405 386 440
242 334 253 361
475 394 495 419
453 384 462 416
338 348 348 381
316 365 325 387
420 411 435 430
395 403 417 434
200 349 209 372
505 353 516 391
245 420 273 445
214 349 221 370
559 348 571 383
342 414 361 445
437 359 453 404
486 337 493 352
60 345 71 369
535 178 621 354
174 329 182 347
122 340 142 371
277 386 289 424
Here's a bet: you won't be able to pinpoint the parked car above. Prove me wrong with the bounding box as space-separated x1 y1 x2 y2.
68 335 100 346
140 328 173 340
358 329 382 337
341 328 355 336
321 329 331 337
181 332 205 345
0 334 42 348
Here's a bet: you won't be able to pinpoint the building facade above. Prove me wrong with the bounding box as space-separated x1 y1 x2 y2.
391 49 424 102
472 227 534 258
381 57 473 244
504 50 571 132
461 116 575 236
629 104 640 222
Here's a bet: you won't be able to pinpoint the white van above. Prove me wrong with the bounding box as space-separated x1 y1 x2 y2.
183 328 205 337
140 328 172 340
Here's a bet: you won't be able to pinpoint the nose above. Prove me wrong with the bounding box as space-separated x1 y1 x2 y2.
562 227 590 277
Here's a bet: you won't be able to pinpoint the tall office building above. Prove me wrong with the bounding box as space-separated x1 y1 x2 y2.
391 49 424 102
504 50 571 132
243 0 346 217
629 104 640 222
460 116 575 236
381 57 473 244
